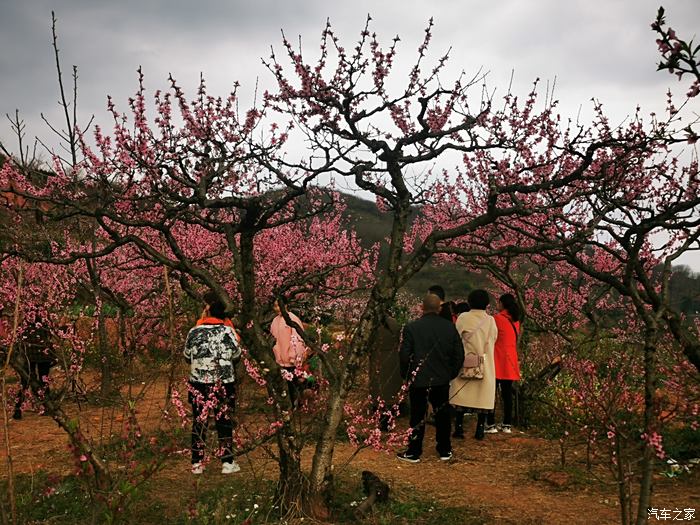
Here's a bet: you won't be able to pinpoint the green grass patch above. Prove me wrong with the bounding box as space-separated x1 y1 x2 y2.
2 466 486 524
1 472 92 524
332 478 486 524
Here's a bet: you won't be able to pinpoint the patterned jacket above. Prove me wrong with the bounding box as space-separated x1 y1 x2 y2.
183 320 242 384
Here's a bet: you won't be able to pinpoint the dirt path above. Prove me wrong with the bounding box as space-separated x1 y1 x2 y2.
2 377 699 524
331 431 621 525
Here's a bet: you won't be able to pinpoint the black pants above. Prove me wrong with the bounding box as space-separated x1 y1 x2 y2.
282 366 301 406
15 361 52 413
407 385 451 457
476 412 487 431
452 405 472 433
487 379 514 426
189 382 236 464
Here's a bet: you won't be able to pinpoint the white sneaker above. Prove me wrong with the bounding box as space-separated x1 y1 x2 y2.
191 462 204 474
484 424 499 434
221 461 241 474
501 425 512 434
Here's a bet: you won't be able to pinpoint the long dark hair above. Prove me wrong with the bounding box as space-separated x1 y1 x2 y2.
454 302 470 314
499 293 521 322
439 301 455 322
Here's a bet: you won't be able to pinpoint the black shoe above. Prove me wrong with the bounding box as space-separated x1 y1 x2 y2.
12 409 22 420
452 429 464 439
396 452 421 463
475 424 485 440
439 451 453 461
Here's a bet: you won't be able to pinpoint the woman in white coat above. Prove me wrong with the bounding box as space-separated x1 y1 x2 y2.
449 289 498 440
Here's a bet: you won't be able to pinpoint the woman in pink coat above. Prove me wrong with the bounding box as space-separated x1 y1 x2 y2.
270 300 308 406
485 293 521 434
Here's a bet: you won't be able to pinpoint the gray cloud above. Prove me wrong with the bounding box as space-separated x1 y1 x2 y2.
2 0 696 125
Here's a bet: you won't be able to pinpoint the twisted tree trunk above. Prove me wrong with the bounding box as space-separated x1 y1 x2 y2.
635 329 659 525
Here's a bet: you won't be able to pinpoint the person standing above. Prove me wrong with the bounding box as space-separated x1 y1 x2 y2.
13 315 56 420
184 296 242 474
486 293 522 434
270 300 308 407
424 284 454 428
199 291 236 329
369 313 402 431
397 294 464 463
451 301 472 438
449 289 498 440
428 284 454 322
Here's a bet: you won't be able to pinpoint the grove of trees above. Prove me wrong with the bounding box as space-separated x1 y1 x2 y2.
0 7 699 525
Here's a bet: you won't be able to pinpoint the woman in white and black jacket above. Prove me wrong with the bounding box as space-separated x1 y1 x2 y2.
183 297 242 475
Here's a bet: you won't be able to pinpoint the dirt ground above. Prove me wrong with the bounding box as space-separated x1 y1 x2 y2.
2 374 699 524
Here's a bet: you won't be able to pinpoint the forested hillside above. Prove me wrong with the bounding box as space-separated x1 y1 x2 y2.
340 192 485 300
341 192 700 315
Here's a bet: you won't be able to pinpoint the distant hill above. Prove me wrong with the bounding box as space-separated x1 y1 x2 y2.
339 192 700 315
339 192 486 301
669 265 700 317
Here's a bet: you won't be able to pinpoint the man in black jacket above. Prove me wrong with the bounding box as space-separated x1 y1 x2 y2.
397 294 464 463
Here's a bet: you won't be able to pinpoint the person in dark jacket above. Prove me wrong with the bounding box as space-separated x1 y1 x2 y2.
13 316 56 420
428 284 454 322
397 294 464 463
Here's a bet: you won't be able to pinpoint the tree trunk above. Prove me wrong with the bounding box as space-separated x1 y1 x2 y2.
635 333 658 525
97 302 112 398
307 183 411 515
616 436 631 525
307 383 344 516
1 262 23 525
236 187 408 520
307 292 390 515
275 443 313 516
85 258 114 398
237 226 318 517
162 266 177 406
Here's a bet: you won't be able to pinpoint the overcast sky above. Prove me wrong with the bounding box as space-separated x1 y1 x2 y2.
1 0 699 267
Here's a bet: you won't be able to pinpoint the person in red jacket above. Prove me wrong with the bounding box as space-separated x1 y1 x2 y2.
485 293 521 434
